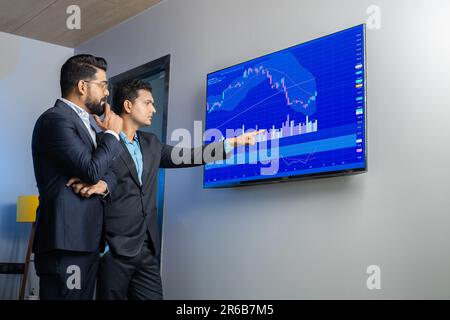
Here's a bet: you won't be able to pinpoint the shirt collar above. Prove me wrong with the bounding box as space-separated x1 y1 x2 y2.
119 132 139 144
59 98 90 123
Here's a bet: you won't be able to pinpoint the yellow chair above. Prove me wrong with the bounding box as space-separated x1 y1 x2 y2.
16 195 39 300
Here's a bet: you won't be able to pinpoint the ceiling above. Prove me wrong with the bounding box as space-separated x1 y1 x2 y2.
0 0 162 47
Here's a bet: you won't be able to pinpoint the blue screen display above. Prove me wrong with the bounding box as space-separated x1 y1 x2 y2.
204 25 366 188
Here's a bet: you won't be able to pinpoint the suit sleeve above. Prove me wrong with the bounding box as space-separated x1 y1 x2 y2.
100 169 117 203
43 113 122 185
159 140 230 168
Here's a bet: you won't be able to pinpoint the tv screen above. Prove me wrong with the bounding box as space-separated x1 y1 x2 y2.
204 24 367 188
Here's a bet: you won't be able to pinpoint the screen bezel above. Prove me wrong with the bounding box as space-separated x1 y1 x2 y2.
203 24 367 188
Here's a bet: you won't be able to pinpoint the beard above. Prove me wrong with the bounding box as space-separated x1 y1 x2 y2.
85 97 107 116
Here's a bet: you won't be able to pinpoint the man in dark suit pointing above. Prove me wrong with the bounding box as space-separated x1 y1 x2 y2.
71 79 264 300
31 54 123 299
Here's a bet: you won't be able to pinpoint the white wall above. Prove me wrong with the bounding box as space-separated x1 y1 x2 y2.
76 0 450 299
0 32 73 299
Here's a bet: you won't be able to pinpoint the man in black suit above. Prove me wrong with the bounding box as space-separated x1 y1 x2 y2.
71 79 264 300
31 54 124 299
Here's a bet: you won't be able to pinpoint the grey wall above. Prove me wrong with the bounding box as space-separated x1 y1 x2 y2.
77 0 450 299
0 32 73 299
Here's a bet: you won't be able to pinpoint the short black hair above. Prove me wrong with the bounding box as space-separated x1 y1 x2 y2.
112 79 153 115
60 54 107 97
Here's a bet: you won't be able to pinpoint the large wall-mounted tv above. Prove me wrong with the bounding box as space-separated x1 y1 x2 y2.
204 24 367 188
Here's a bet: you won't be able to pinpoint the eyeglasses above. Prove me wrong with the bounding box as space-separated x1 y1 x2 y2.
85 80 109 90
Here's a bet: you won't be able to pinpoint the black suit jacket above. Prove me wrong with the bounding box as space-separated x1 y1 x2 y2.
104 131 228 257
31 99 123 254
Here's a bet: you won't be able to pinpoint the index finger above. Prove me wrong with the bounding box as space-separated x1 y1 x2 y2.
103 103 111 116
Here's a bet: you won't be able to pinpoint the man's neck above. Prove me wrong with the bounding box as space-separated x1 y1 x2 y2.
122 120 139 142
62 96 89 114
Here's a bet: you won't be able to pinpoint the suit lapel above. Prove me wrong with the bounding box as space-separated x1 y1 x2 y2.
138 131 151 188
119 141 141 187
55 99 95 150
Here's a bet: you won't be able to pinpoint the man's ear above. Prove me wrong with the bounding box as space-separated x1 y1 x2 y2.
123 100 133 114
77 80 87 96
